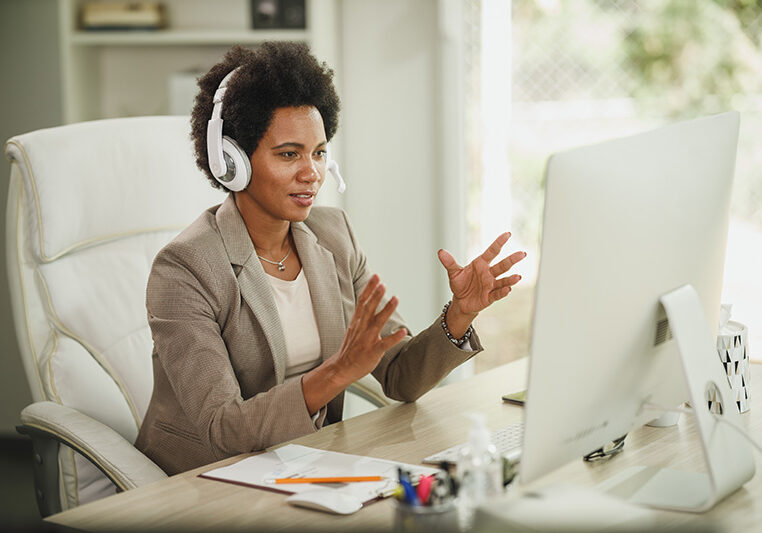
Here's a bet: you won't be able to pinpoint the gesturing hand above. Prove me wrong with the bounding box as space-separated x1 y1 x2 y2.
302 274 407 414
438 232 526 317
335 274 407 383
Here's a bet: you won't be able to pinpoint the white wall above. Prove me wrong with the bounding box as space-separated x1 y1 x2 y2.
0 0 63 435
340 0 460 333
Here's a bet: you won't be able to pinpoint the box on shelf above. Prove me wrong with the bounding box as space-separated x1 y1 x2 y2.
251 0 306 29
80 1 167 31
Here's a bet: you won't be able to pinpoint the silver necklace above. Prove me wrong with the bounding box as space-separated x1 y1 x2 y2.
257 248 291 271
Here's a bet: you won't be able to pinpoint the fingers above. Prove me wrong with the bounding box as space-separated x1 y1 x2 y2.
355 275 398 337
489 285 512 304
356 282 387 332
489 250 527 277
378 327 408 352
343 274 406 372
357 274 381 307
437 249 461 277
371 295 399 331
480 232 511 263
488 273 523 303
356 275 384 318
494 274 522 289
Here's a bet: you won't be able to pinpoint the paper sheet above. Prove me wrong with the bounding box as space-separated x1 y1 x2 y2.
200 444 439 504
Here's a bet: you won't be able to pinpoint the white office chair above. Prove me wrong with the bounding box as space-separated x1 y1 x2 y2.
5 116 391 517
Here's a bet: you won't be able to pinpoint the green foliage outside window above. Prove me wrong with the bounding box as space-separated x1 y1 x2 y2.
505 0 762 241
623 0 762 117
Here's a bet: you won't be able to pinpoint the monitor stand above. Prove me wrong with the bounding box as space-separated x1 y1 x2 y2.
597 284 755 512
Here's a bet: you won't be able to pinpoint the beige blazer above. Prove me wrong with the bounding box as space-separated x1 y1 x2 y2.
136 195 482 475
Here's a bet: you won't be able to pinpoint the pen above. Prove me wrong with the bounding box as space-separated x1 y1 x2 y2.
270 476 384 484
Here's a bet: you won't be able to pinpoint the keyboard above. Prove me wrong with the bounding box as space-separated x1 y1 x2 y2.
422 421 524 465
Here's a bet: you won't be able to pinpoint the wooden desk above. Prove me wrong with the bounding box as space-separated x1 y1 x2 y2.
47 359 762 531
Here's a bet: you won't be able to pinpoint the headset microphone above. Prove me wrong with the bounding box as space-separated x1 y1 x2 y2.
326 152 346 194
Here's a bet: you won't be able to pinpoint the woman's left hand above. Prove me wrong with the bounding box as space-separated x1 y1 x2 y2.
437 232 526 336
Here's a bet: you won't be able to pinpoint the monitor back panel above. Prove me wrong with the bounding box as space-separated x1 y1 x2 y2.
520 112 740 484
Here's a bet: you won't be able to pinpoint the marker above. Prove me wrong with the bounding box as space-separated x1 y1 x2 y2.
399 478 420 506
416 474 434 505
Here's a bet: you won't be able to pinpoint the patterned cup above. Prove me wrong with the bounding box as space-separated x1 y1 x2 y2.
710 321 750 414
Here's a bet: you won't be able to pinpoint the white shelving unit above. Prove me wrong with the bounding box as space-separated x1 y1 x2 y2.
58 0 339 123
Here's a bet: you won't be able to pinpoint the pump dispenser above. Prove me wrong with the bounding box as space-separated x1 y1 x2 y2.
457 413 503 530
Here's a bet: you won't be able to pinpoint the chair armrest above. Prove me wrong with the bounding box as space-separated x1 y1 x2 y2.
347 375 397 408
19 401 167 492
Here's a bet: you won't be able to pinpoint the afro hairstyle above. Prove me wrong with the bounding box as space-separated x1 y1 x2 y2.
190 42 341 190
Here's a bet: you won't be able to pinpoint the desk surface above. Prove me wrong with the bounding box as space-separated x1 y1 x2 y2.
48 359 762 531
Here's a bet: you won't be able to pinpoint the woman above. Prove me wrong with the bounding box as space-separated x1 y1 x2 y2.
136 43 526 475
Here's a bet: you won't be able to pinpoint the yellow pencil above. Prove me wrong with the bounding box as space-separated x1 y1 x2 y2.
273 476 384 484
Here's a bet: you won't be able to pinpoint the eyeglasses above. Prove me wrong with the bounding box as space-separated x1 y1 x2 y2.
583 434 627 462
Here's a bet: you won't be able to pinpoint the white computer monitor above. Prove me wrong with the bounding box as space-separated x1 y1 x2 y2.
519 111 755 512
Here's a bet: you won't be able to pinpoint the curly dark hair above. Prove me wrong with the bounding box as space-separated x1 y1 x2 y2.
190 42 341 190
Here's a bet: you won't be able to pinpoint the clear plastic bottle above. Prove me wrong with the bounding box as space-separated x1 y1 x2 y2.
457 413 503 530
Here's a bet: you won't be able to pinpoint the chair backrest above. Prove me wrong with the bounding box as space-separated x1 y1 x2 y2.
5 116 225 509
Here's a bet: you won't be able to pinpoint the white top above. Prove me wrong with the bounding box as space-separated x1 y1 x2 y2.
267 269 322 378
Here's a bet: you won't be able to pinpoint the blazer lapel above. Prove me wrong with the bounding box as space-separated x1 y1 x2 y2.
216 196 288 384
292 221 346 361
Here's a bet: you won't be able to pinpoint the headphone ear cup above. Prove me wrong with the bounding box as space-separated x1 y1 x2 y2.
216 136 251 192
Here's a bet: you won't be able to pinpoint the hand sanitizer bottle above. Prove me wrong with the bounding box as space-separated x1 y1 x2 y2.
457 413 503 530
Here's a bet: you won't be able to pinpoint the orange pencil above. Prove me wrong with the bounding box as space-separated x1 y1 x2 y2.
273 476 384 484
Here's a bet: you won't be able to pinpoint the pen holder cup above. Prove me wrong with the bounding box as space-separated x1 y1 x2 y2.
392 499 458 533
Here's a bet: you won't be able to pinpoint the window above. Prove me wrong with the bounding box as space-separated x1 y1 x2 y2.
465 0 762 372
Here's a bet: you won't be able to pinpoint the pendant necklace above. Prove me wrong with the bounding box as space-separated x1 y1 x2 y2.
257 248 291 272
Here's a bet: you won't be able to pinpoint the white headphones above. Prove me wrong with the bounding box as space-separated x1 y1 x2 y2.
206 67 346 193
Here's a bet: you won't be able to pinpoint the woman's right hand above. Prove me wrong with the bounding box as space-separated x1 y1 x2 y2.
333 274 408 383
301 274 406 414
